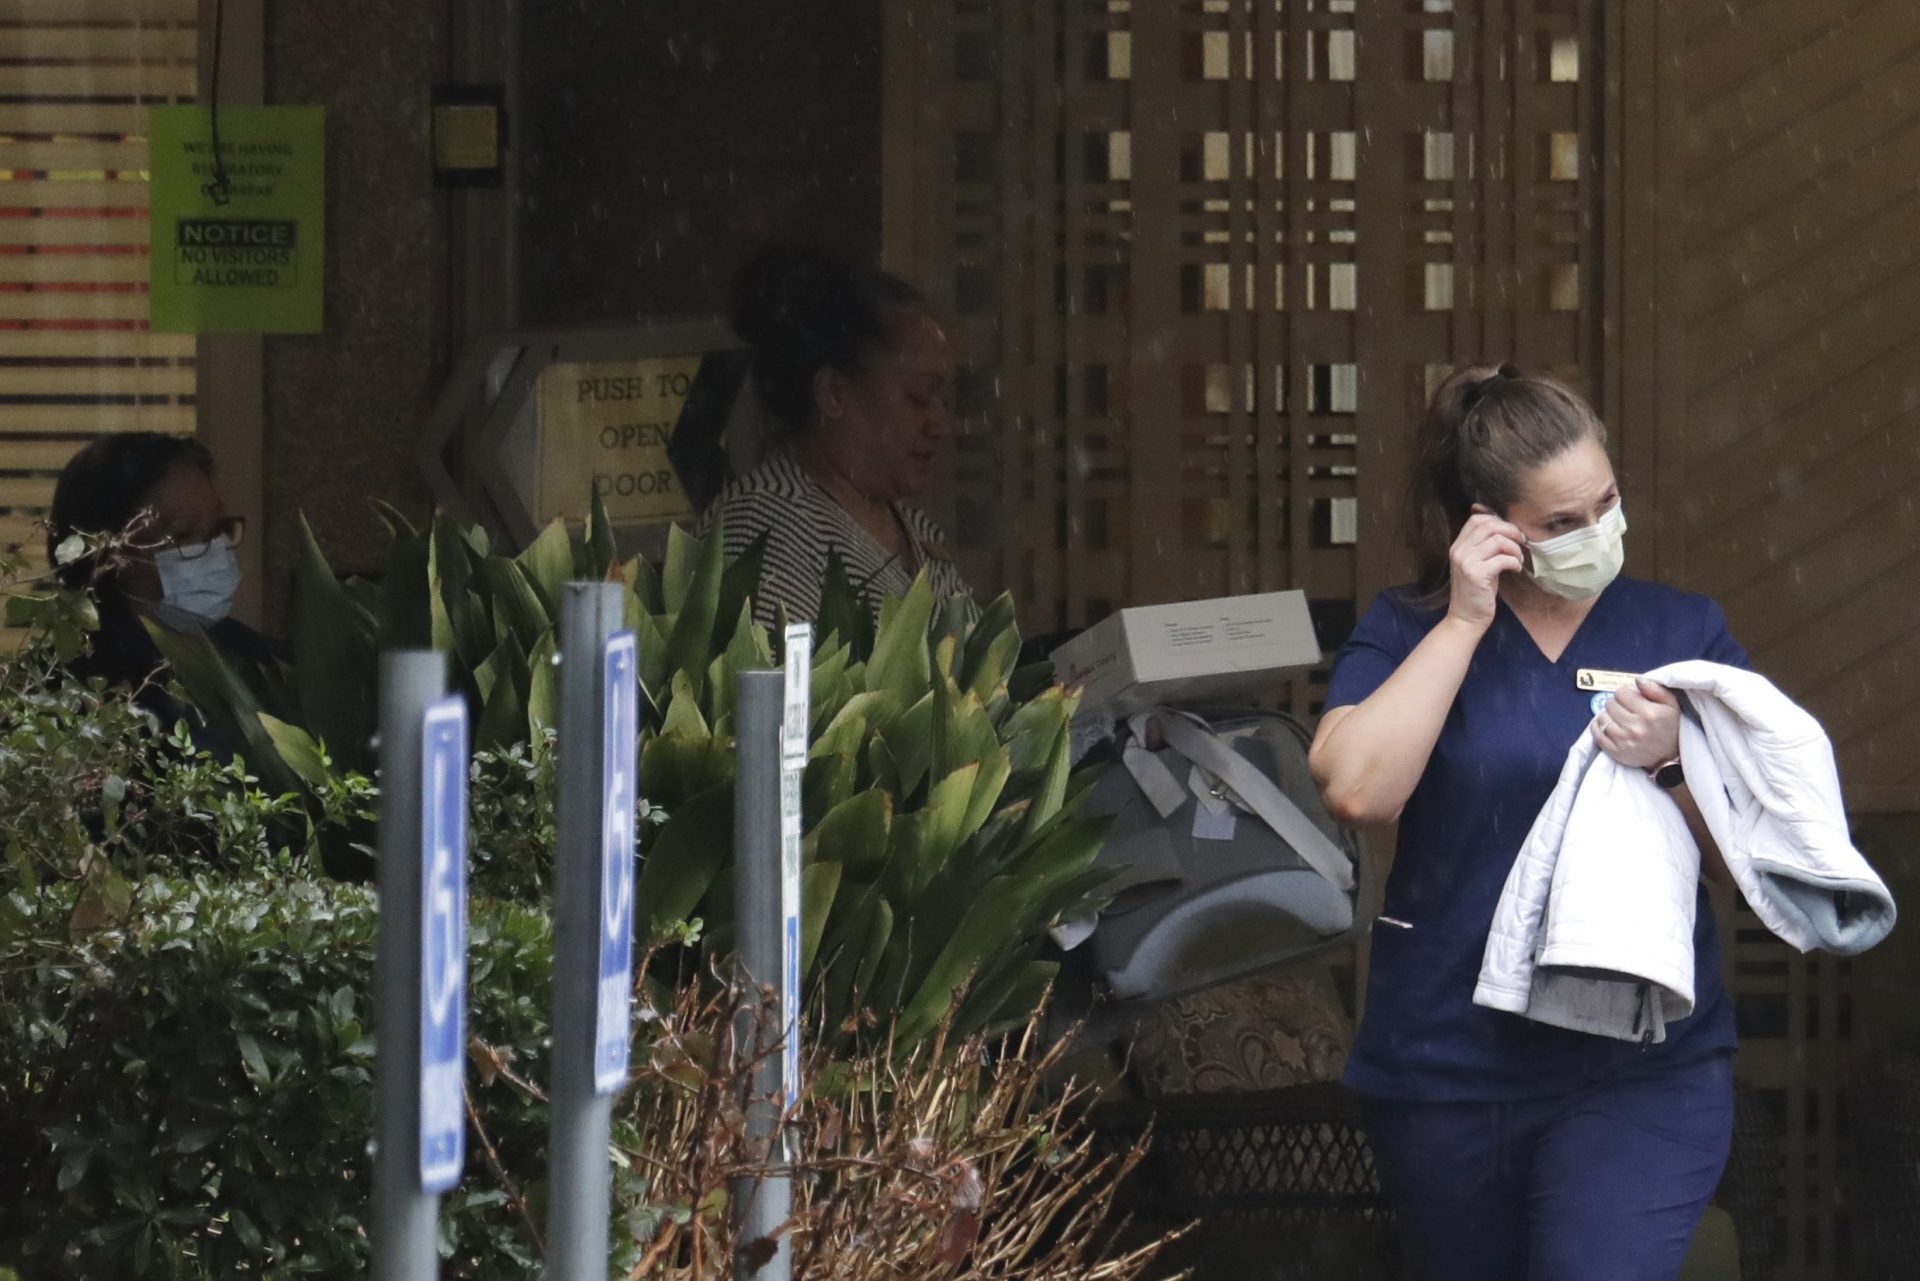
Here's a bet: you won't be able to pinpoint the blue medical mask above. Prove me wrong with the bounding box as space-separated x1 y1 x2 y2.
147 538 241 627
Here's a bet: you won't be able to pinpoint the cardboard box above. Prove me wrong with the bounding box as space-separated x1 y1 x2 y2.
1051 591 1321 719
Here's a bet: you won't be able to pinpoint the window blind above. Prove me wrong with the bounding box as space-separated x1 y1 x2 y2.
0 0 197 584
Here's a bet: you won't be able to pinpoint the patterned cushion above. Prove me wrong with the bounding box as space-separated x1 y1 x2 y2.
1127 967 1353 1097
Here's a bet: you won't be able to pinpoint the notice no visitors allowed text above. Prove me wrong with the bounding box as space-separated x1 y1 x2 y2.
174 218 299 288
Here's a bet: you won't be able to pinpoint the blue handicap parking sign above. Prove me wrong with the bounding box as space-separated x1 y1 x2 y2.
595 632 640 1095
419 697 469 1194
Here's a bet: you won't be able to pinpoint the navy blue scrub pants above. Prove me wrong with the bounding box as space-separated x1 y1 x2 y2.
1362 1052 1735 1281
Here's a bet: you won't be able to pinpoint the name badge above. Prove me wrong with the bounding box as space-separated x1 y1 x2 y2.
1575 668 1639 693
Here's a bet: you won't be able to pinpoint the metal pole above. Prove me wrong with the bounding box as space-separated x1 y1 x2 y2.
732 670 791 1280
545 582 628 1281
373 650 448 1281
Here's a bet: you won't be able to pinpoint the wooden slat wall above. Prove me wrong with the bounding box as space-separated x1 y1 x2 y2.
1626 5 1920 1278
884 0 1605 722
1658 0 1920 814
0 0 197 602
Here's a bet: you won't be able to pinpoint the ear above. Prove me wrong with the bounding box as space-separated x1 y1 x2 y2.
813 366 850 423
1469 502 1496 517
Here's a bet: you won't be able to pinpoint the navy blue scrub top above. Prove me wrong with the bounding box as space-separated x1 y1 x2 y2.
1324 576 1748 1102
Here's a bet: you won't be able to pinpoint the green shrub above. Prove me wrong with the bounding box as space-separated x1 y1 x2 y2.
0 865 558 1279
152 504 1113 1054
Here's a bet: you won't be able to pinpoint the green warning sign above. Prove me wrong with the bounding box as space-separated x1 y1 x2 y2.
148 106 325 334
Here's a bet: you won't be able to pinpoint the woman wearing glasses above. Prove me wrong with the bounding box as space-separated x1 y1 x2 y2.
47 432 278 733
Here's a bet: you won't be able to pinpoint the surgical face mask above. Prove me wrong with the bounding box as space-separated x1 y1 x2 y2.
1527 503 1626 601
146 538 241 628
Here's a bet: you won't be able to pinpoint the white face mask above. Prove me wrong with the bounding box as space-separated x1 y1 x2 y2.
1527 503 1626 601
147 538 241 628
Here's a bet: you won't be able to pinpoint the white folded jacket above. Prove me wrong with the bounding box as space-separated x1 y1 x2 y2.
1474 660 1897 1044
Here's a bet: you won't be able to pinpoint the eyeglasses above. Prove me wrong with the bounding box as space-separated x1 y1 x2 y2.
169 515 246 560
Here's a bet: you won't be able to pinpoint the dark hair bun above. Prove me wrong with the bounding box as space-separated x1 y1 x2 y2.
729 243 852 350
728 242 926 433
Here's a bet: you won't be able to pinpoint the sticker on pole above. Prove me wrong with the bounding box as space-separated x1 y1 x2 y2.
419 696 469 1193
779 624 812 1107
595 630 640 1095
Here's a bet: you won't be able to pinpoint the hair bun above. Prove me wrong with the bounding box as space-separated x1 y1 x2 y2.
725 241 929 434
727 243 857 351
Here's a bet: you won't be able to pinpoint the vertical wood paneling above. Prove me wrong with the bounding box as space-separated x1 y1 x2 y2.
1626 4 1920 1277
884 1 1606 641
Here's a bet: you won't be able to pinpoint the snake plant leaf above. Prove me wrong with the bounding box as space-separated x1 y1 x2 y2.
1032 864 1118 929
714 528 768 647
377 526 431 652
820 891 893 1033
622 552 663 617
962 957 1059 1040
473 634 530 752
705 655 734 730
258 714 335 791
878 692 935 797
663 525 724 702
935 597 973 663
637 786 733 938
659 670 708 742
877 809 929 905
819 689 899 751
1002 689 1074 776
815 549 873 656
479 557 549 655
723 599 773 675
587 487 620 578
958 593 1018 690
456 590 491 675
811 708 867 763
851 894 894 1015
342 575 384 625
803 789 892 881
800 861 842 973
430 512 489 670
629 602 671 715
1005 813 1108 906
291 516 378 773
370 498 418 540
930 665 955 786
960 741 1012 848
1008 659 1056 704
867 732 903 799
801 752 859 829
917 763 981 887
514 518 575 617
462 521 491 558
878 765 977 907
661 523 699 616
933 632 959 686
866 574 934 707
894 875 1032 1045
807 639 852 729
525 628 559 738
146 623 301 796
963 626 1020 706
640 674 732 804
1019 714 1072 840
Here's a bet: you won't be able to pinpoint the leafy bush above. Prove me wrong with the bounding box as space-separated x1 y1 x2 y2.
0 519 1151 1279
0 862 557 1279
153 504 1112 1053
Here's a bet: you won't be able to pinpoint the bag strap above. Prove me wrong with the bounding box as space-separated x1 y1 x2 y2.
1122 708 1355 893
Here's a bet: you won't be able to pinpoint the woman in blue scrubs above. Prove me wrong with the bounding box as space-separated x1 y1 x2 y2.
1310 365 1746 1281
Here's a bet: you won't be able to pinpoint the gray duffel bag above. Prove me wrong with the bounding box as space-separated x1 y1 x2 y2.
1071 705 1370 1008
